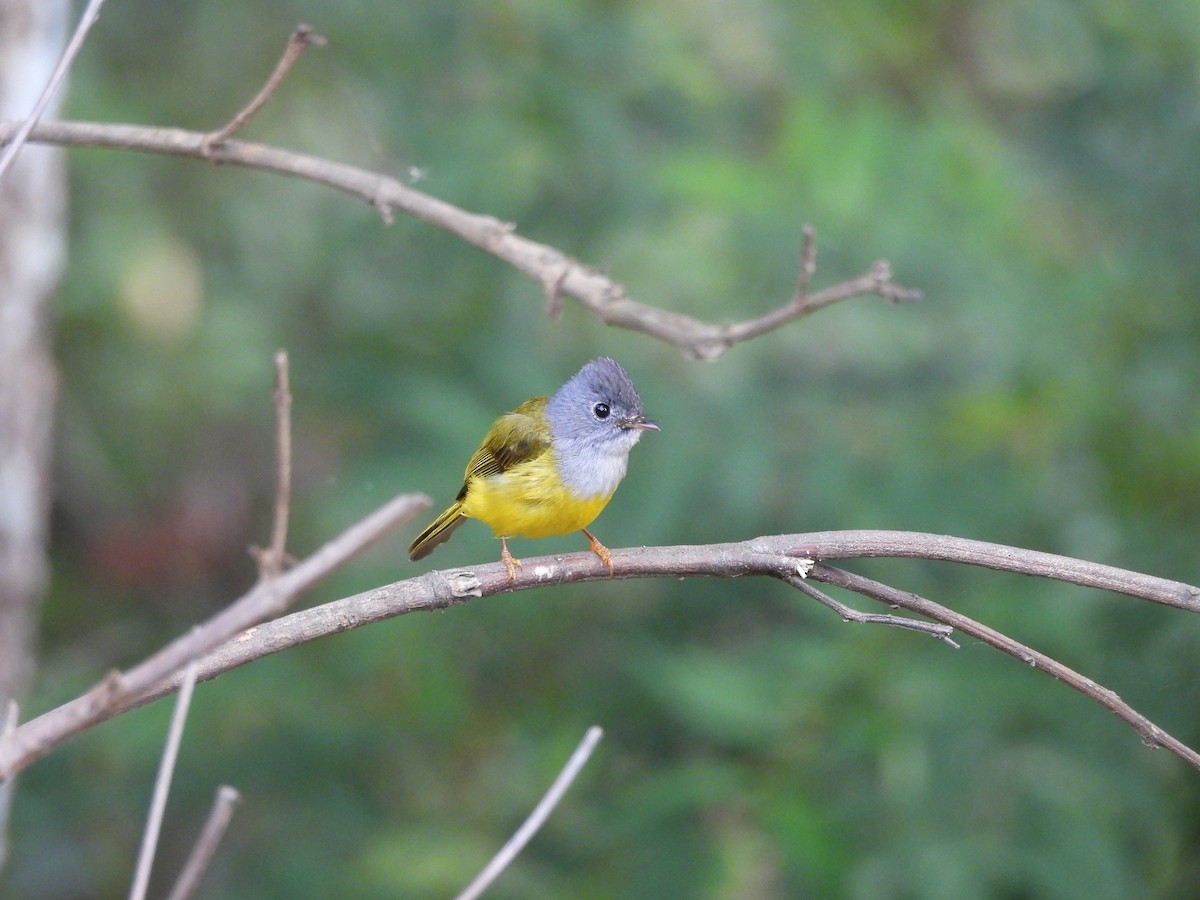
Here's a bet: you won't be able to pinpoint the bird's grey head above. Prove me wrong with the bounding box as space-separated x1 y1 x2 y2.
545 357 658 498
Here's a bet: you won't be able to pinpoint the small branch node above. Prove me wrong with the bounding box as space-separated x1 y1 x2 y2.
794 223 817 301
541 262 571 319
101 668 127 702
449 572 484 599
483 219 517 250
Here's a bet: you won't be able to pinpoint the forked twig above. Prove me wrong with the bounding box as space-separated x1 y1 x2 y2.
455 726 604 900
4 120 920 359
203 23 326 153
786 572 960 647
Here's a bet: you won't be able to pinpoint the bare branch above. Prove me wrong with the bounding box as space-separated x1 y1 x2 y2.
165 785 242 900
0 490 429 782
129 661 198 900
785 571 960 647
203 24 326 154
815 564 1200 769
28 530 1198 776
251 350 293 578
2 120 921 359
455 726 604 900
0 0 106 182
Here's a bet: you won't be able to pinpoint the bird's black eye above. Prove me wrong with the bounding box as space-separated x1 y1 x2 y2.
593 402 610 420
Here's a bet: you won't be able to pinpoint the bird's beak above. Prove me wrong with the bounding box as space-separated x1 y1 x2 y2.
621 415 660 432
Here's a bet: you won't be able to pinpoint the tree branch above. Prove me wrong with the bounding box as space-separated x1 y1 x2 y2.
1 119 920 359
0 0 106 182
812 564 1200 768
13 531 1196 776
455 725 604 900
165 785 241 900
251 350 293 579
203 24 325 153
0 490 429 782
129 661 199 900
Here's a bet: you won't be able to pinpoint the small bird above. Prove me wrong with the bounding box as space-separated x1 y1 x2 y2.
408 358 658 581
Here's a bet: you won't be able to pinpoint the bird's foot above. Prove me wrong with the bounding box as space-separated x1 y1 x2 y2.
582 528 614 577
500 537 523 585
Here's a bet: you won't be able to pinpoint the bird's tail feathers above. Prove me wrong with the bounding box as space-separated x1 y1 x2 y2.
408 503 467 561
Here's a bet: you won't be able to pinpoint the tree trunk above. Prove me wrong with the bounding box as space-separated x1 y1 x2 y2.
0 0 68 870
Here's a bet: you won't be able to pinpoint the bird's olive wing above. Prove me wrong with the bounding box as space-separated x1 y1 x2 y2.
455 398 551 499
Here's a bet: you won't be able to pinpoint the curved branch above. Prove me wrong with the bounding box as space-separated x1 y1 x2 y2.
8 531 1196 777
1 119 920 359
811 565 1200 770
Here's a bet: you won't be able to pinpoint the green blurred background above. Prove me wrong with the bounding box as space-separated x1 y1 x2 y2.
6 0 1200 896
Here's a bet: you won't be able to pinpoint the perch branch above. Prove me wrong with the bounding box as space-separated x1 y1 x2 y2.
1 119 920 359
165 785 242 900
12 531 1197 776
455 726 604 900
203 24 325 153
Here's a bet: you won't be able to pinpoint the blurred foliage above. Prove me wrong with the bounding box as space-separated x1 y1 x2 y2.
5 0 1200 896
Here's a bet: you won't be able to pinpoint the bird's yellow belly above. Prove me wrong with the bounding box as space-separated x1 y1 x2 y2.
460 452 613 539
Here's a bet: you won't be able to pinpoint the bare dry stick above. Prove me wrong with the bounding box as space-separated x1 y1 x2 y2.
1 120 920 359
0 490 430 782
811 564 1200 769
27 530 1198 776
252 350 293 578
203 23 326 153
129 661 199 900
165 785 242 900
455 726 604 900
787 572 961 647
0 0 107 182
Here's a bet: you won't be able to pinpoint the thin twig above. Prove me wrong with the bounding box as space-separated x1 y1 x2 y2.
253 350 292 578
165 785 242 900
4 120 920 359
129 661 199 900
794 223 816 300
455 726 604 900
204 24 326 153
0 0 107 182
812 564 1200 769
786 573 960 647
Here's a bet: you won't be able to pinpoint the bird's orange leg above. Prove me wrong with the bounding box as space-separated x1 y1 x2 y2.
500 536 523 584
581 528 614 576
